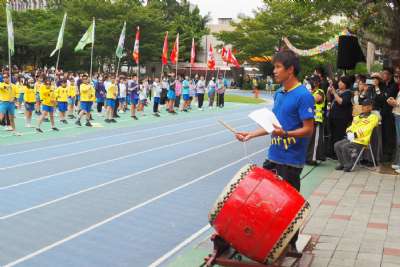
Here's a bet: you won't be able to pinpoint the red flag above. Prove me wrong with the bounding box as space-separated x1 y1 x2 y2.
207 44 216 70
132 26 140 64
170 33 179 65
221 47 227 62
162 31 168 65
227 48 240 68
190 38 196 65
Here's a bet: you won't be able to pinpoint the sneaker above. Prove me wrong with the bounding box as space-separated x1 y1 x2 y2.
110 119 117 123
104 119 111 123
153 113 160 117
36 128 43 133
343 167 352 172
118 110 124 113
391 165 400 170
335 165 344 170
52 127 59 131
68 114 76 119
18 110 24 114
198 108 203 111
61 120 68 124
85 121 93 127
396 169 400 174
6 126 13 131
115 114 120 118
44 118 50 122
132 116 138 120
13 131 22 136
75 120 82 126
25 123 31 128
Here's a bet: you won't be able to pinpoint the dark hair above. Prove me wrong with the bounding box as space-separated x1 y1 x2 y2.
383 67 394 75
314 66 325 77
339 76 352 89
272 50 300 76
358 74 367 83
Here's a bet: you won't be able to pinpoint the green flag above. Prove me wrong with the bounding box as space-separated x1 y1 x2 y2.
74 19 95 52
115 22 126 59
6 3 14 56
50 13 67 57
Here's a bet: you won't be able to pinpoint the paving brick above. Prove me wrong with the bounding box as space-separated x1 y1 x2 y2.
336 238 361 252
384 248 400 256
367 222 388 230
354 253 382 267
359 239 384 254
328 251 357 267
310 257 329 267
330 214 351 221
321 200 338 206
382 255 400 265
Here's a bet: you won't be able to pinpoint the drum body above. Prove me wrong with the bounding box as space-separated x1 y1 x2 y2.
209 164 310 264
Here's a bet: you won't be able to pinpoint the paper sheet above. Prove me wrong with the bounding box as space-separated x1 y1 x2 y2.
248 108 282 133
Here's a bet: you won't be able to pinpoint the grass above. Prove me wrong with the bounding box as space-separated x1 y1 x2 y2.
205 94 265 104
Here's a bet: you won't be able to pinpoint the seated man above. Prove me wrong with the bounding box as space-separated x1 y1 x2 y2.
334 99 379 172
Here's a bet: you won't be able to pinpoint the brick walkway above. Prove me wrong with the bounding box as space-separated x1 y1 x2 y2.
303 168 400 267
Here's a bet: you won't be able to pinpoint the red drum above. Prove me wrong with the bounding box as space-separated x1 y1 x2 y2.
209 164 310 264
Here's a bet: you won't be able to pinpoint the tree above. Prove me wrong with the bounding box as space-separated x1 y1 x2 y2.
0 0 210 71
310 0 400 66
216 0 342 77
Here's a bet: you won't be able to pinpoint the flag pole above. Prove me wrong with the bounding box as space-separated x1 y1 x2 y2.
55 48 61 72
175 33 179 78
116 58 121 77
160 64 164 80
89 17 95 81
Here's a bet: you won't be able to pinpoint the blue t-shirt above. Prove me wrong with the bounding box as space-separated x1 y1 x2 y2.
268 84 315 167
182 80 190 95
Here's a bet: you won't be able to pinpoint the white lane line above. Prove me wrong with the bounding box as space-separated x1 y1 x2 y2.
0 122 254 191
0 124 256 219
149 225 211 267
0 106 250 156
0 117 247 170
3 148 264 267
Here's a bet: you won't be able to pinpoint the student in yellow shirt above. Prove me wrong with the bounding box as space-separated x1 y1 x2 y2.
34 76 43 115
55 79 69 124
67 77 76 119
105 76 118 123
16 77 26 114
24 78 37 128
334 99 379 172
0 73 21 135
36 78 59 133
75 74 94 127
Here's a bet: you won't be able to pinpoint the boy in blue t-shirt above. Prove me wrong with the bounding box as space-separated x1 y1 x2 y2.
235 50 315 252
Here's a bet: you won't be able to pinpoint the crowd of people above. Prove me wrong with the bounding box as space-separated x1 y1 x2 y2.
304 66 400 173
0 68 230 135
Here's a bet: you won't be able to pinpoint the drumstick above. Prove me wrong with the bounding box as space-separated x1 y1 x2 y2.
218 120 237 134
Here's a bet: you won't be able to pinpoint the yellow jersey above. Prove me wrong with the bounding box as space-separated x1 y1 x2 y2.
16 83 26 95
0 82 17 102
24 87 36 103
347 113 379 146
40 85 57 107
80 83 95 102
68 85 76 98
34 81 43 95
106 84 118 99
55 86 69 102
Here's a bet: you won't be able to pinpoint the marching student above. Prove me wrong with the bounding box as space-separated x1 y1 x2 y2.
167 74 177 114
34 75 43 115
24 78 36 128
75 74 95 127
196 76 206 110
105 76 118 123
16 76 26 114
182 76 190 112
55 79 69 124
152 77 162 117
216 77 225 108
207 77 216 108
67 77 77 119
138 80 147 116
118 76 127 113
0 73 20 135
128 75 139 120
36 78 59 133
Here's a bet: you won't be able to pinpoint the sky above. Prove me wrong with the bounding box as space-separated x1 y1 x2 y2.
186 0 264 22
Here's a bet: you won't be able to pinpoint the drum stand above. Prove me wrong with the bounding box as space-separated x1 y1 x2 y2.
202 234 312 267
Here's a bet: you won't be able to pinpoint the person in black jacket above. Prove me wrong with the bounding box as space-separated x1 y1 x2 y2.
375 68 399 163
327 76 354 159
